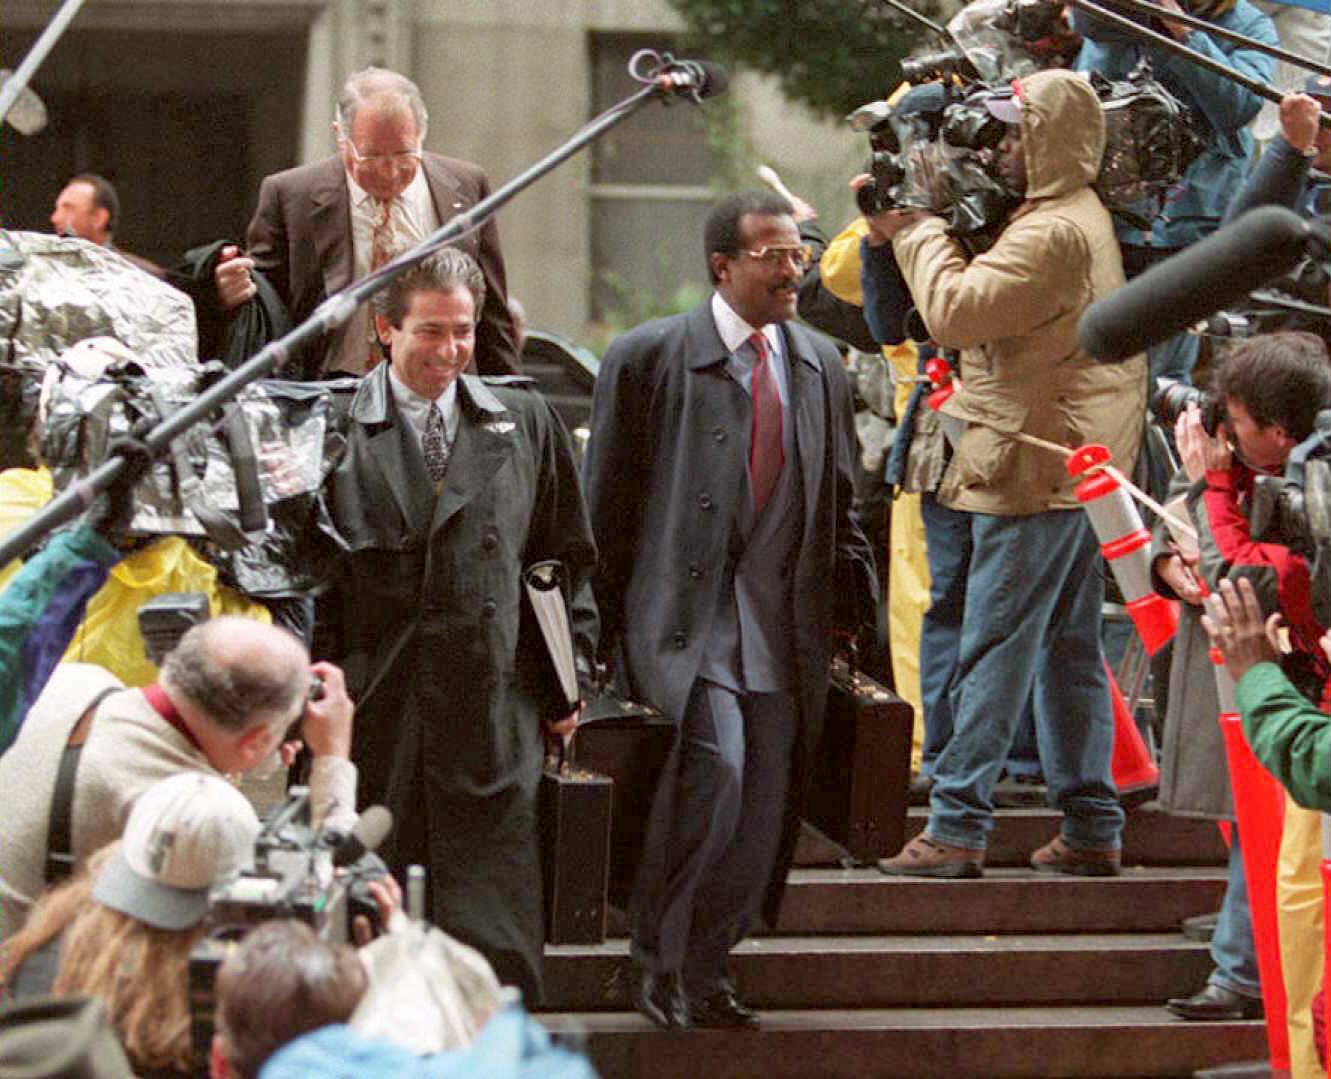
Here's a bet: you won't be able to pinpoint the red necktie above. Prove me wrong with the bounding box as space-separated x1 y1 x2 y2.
748 332 784 514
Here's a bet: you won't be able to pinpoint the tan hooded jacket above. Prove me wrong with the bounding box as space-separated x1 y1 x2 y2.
892 68 1146 516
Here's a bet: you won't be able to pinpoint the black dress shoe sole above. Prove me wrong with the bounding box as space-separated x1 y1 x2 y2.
1165 998 1264 1022
690 1007 760 1029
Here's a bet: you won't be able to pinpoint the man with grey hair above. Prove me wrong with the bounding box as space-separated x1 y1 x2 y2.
215 67 518 379
320 246 596 1003
0 617 358 938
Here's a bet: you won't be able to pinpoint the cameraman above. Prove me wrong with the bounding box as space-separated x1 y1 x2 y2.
1075 0 1277 384
874 70 1144 878
1171 333 1331 657
1165 331 1331 1064
0 617 357 939
1151 332 1331 1026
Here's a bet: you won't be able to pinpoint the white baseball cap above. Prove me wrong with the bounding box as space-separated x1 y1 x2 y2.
93 772 259 930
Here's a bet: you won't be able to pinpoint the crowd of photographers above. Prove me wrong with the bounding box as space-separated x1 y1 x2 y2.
801 0 1331 1068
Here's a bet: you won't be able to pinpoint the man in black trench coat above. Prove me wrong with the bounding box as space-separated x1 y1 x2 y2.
582 190 877 1028
319 247 596 1002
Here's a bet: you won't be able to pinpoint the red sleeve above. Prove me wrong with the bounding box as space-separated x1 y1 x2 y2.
1202 466 1320 646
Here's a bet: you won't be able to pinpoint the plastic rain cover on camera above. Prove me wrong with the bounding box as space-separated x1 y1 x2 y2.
0 231 196 469
353 916 509 1055
1091 63 1204 213
39 358 339 598
947 0 1047 83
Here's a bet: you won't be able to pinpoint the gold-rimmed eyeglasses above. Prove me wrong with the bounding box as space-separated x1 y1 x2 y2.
741 243 815 270
343 138 423 169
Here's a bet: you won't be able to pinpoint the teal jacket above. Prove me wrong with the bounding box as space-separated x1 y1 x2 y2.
0 523 119 753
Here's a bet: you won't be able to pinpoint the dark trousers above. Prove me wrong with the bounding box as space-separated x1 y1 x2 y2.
630 678 798 995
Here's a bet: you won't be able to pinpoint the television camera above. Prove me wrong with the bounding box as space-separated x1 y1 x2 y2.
187 788 392 1058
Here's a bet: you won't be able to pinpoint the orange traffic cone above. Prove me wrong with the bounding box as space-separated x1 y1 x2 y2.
1105 658 1159 793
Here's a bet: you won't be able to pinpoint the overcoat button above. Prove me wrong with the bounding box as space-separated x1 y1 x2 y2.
688 563 702 580
698 492 713 510
481 533 499 551
672 632 687 649
713 426 726 442
481 599 497 619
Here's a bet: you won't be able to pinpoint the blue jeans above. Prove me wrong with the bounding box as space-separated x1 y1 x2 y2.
926 510 1124 850
919 495 1041 780
1149 332 1199 385
1209 829 1261 998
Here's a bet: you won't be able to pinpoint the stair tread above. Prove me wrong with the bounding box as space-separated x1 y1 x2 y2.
548 932 1206 956
538 1005 1260 1031
786 865 1225 883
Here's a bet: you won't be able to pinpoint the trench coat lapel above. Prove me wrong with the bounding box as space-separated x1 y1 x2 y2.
431 375 516 535
311 163 354 299
782 322 826 532
347 366 433 536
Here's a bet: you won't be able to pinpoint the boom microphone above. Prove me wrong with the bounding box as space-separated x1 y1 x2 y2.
331 805 393 868
1078 206 1316 362
657 59 730 100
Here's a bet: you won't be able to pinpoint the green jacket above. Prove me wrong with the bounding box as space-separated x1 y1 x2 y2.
1237 660 1331 812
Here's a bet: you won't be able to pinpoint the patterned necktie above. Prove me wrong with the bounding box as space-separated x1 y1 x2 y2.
423 404 450 485
748 331 784 514
367 199 394 369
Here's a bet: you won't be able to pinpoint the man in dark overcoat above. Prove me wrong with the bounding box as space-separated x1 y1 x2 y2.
582 190 877 1029
318 247 596 1002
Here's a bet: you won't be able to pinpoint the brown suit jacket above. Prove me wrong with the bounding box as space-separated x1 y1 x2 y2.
244 152 519 377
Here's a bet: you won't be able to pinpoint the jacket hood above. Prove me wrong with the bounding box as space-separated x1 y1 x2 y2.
1013 69 1105 200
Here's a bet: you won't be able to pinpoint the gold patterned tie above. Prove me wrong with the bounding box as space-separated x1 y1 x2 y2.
367 199 394 369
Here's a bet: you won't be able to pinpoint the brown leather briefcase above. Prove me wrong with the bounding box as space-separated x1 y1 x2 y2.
804 659 914 864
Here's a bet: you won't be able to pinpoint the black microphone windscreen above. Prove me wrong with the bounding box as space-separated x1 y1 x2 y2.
695 61 730 99
1077 206 1311 362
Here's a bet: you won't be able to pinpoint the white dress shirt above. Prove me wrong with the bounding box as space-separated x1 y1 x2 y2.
388 366 461 458
330 166 440 376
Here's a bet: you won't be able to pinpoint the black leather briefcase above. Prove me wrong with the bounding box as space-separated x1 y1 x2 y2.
571 691 676 909
805 659 913 864
539 749 613 944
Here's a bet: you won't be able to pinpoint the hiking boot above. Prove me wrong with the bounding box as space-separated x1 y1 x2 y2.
878 834 984 879
1030 834 1121 877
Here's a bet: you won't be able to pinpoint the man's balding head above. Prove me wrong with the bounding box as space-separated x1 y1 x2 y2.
160 617 308 735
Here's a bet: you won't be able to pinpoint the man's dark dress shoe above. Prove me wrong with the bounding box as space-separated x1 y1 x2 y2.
1166 983 1264 1021
690 988 760 1028
635 969 690 1029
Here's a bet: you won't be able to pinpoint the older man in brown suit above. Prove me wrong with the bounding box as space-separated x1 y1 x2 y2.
216 67 519 378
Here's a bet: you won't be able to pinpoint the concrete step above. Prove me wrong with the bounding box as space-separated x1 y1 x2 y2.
796 807 1229 868
771 866 1225 935
538 1006 1267 1079
542 933 1215 1011
603 866 1225 937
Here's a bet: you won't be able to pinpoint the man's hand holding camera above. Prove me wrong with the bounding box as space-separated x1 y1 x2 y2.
302 660 354 760
1176 400 1232 479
